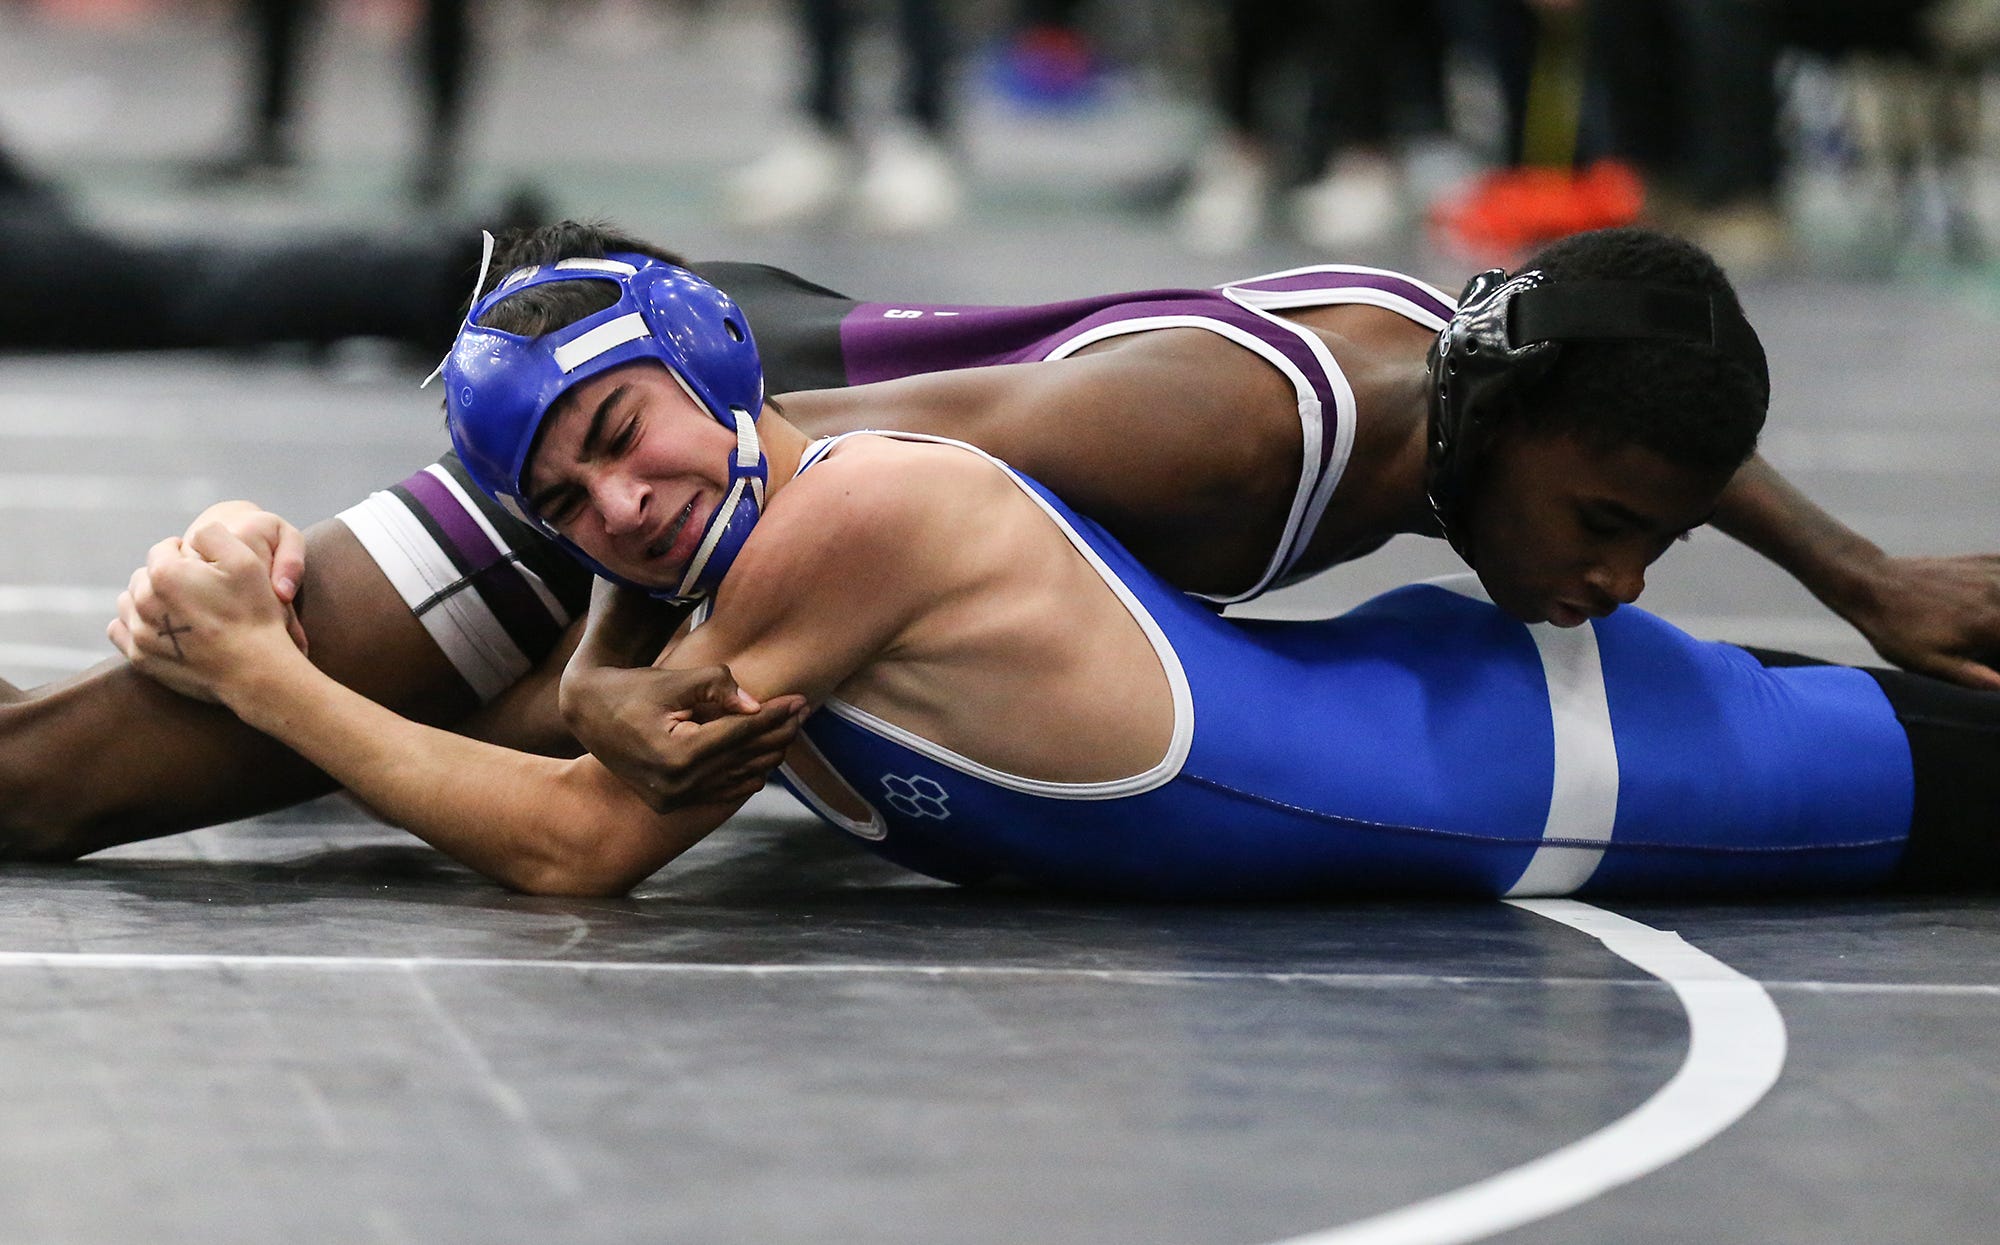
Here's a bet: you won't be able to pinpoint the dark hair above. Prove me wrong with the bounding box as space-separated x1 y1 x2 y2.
470 220 686 336
1511 228 1768 478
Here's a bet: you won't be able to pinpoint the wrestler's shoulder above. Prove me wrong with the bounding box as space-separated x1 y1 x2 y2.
729 437 999 615
764 436 1002 551
810 433 1012 498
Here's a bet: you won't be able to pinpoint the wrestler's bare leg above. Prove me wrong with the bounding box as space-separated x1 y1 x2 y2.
0 519 489 860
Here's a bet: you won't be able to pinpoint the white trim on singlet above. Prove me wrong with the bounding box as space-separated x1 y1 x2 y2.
1041 314 1323 606
1217 291 1360 586
335 490 529 702
803 432 1196 802
777 737 889 841
1220 263 1457 332
1220 266 1459 586
1423 574 1619 896
420 464 568 621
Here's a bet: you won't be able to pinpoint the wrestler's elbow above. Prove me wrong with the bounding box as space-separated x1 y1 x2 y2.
504 858 639 898
497 795 671 898
474 757 708 896
498 827 654 897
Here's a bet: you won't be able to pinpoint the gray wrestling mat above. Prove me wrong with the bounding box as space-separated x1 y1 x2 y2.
3 5 1999 1243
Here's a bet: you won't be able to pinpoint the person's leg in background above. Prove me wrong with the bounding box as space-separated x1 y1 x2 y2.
411 0 474 205
1430 0 1644 261
725 0 858 228
852 0 963 233
1176 0 1297 254
190 0 311 183
1588 0 1787 267
0 209 482 354
1290 0 1431 252
1674 0 1786 261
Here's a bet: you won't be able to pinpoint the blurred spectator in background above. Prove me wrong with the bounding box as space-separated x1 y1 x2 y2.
1176 0 1450 256
1586 0 1789 268
1586 0 1964 269
1429 0 1644 265
725 0 963 234
1431 0 1986 271
984 0 1110 116
189 0 474 205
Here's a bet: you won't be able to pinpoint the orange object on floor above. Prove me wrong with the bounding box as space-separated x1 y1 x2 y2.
1431 160 1646 265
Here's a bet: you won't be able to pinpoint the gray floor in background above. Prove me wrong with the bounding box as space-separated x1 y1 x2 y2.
2 5 1998 1244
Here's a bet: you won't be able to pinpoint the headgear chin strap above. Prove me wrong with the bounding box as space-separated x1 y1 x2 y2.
436 251 766 601
1425 268 1769 564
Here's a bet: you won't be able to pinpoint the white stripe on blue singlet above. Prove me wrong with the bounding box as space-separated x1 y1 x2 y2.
1424 574 1619 895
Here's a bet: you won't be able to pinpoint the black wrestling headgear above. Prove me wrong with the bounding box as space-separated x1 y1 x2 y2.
1425 269 1769 563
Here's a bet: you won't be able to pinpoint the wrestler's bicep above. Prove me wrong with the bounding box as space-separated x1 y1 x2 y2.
649 446 943 707
656 608 863 712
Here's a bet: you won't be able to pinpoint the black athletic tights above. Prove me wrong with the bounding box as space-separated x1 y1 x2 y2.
1745 648 2000 891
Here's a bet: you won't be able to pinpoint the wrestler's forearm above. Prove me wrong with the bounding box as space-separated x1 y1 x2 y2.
1712 454 1888 611
224 655 725 895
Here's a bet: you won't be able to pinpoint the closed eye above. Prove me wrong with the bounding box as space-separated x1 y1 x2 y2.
540 488 584 528
1578 509 1621 538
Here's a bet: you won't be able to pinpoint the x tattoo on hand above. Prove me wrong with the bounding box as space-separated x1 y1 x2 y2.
159 613 193 661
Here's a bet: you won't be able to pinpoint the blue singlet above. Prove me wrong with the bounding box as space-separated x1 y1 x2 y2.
776 435 1916 901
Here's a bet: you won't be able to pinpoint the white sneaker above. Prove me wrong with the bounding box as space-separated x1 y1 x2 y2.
855 129 964 234
1291 154 1403 252
1176 139 1269 256
724 129 852 229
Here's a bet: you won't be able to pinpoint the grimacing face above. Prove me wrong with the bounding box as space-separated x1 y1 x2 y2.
520 361 737 590
1465 426 1728 627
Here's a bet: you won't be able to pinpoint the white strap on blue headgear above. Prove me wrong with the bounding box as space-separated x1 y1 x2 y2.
421 229 496 390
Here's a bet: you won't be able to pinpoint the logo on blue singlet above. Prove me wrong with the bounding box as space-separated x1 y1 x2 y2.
880 774 951 820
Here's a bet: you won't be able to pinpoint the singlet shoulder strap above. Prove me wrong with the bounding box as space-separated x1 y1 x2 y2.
1219 263 1459 330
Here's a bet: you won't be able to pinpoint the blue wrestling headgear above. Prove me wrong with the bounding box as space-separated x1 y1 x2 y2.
437 247 766 601
1426 268 1768 563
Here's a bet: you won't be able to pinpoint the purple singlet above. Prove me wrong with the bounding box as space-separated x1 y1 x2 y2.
838 265 1458 603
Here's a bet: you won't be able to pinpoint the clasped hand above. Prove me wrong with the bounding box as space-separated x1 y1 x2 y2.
560 661 808 812
108 503 309 704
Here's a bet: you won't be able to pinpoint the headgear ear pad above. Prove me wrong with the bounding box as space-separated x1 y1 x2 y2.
1425 268 1768 563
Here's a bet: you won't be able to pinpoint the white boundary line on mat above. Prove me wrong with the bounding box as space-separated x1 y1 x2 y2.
1262 898 1787 1245
0 897 1790 1245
